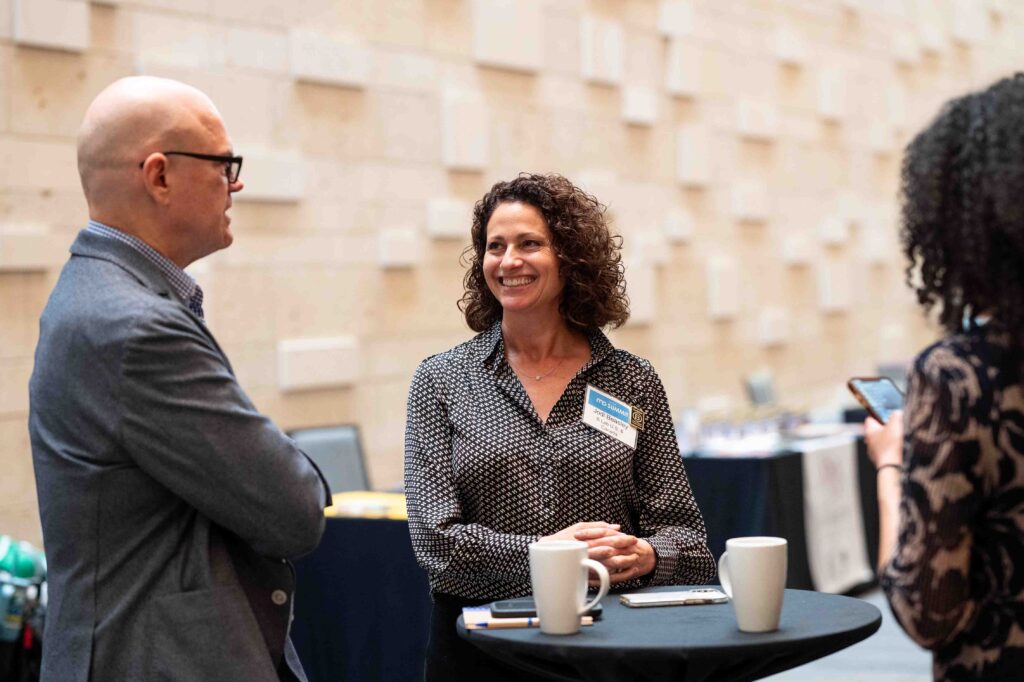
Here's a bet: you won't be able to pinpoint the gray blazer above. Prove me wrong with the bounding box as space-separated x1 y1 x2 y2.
29 229 330 681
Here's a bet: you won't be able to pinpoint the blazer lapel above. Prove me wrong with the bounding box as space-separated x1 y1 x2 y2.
67 228 233 373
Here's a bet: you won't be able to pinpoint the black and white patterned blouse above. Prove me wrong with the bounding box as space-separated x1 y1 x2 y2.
404 322 715 600
881 323 1024 680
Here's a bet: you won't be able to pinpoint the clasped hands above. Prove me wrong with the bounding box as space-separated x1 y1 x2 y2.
541 521 655 586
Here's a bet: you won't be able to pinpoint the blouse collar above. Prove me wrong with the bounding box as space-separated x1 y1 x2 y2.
476 320 615 375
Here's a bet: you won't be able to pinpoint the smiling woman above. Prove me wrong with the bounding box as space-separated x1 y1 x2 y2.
460 173 629 333
404 173 715 681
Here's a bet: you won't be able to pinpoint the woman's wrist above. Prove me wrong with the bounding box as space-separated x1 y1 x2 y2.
876 462 904 475
636 539 657 577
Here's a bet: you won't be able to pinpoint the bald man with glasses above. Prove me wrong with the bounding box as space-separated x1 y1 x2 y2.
29 76 329 681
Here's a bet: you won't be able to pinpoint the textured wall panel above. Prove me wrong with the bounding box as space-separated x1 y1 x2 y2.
706 256 738 320
665 40 700 97
378 227 419 269
427 198 472 239
781 233 814 266
817 261 851 313
226 26 289 74
918 3 947 55
0 138 80 190
675 125 712 187
631 230 670 266
817 65 845 122
736 100 778 141
442 90 488 171
774 27 807 66
472 0 542 73
888 82 909 131
133 11 221 70
663 207 694 243
919 24 946 54
838 192 867 229
622 86 658 126
892 32 920 66
730 182 770 222
278 336 361 391
580 15 623 86
657 0 694 38
290 29 369 88
868 121 894 154
9 49 131 138
861 226 891 266
758 307 790 347
0 232 64 271
624 258 656 325
234 149 305 203
818 215 849 246
13 0 88 53
951 0 985 46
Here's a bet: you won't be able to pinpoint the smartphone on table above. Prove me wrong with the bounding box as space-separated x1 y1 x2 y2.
490 597 603 619
847 377 904 425
619 588 729 607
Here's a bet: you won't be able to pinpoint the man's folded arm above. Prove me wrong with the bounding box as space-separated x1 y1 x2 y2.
118 308 327 559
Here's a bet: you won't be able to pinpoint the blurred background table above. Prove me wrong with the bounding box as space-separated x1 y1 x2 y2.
291 516 431 682
685 437 879 591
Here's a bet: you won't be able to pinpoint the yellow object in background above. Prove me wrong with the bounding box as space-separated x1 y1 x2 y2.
325 492 407 520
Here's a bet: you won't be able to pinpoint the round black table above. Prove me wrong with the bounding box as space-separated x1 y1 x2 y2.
457 585 882 682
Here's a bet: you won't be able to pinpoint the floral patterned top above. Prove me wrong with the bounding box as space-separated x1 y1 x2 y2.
880 324 1024 681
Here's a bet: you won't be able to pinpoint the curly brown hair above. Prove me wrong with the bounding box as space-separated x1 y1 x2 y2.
458 173 629 332
900 73 1024 340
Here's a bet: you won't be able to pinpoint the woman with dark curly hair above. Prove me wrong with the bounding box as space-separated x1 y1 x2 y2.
404 173 714 680
865 73 1024 681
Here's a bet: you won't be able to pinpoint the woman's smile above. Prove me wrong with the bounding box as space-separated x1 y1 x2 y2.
499 275 536 287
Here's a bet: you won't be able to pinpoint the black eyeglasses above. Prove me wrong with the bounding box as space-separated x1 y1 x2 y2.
139 151 243 183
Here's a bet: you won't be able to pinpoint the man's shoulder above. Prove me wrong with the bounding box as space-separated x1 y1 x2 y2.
43 254 191 347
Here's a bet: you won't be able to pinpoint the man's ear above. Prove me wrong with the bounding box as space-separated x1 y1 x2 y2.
139 153 171 205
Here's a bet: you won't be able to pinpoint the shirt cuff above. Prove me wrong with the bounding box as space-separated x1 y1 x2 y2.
645 535 678 585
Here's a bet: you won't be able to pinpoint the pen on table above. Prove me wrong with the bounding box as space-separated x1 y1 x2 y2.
477 617 538 628
471 616 594 629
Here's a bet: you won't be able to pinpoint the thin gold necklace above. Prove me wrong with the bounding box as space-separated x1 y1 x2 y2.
509 355 564 382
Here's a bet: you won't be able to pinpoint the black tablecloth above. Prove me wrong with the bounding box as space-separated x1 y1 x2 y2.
684 439 879 591
293 442 880 681
457 586 882 682
291 517 431 682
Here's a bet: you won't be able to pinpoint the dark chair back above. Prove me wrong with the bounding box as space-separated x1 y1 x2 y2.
288 425 369 493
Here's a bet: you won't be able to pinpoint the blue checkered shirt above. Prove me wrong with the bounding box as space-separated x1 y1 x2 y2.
85 220 205 320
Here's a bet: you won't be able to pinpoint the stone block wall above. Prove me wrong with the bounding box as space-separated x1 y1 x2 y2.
2 0 1022 544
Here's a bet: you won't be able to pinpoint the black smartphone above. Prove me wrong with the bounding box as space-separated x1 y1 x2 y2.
489 597 603 619
848 377 904 424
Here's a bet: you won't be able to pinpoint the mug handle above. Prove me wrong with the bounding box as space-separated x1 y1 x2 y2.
718 551 732 598
579 559 610 616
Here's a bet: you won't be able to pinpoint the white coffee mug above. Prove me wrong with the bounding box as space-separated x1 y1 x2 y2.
718 536 787 633
529 540 610 635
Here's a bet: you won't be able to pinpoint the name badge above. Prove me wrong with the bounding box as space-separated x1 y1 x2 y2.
582 384 642 450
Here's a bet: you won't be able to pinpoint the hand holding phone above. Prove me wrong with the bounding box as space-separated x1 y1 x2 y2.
847 377 904 424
